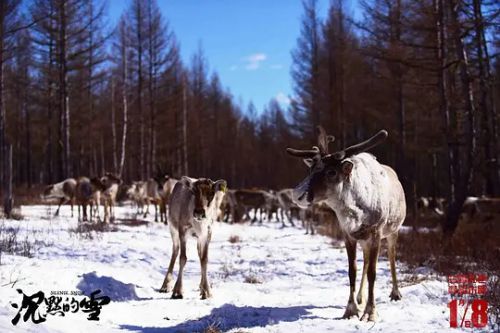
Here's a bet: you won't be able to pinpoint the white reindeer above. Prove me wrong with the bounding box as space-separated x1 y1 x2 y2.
287 126 406 321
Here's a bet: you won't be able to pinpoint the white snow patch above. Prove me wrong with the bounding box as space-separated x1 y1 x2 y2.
0 204 489 332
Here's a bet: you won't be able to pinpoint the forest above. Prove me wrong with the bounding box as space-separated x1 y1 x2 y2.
0 0 499 236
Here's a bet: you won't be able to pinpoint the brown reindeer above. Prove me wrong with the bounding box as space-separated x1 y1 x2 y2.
75 177 102 222
286 126 406 321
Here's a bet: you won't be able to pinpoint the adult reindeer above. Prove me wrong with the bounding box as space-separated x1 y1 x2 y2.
286 127 406 321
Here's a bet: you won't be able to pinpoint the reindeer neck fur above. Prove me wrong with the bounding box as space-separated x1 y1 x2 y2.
325 153 406 238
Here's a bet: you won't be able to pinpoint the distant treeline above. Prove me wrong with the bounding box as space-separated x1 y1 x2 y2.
0 0 499 232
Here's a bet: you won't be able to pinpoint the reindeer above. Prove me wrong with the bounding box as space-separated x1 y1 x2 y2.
277 189 297 227
100 173 123 223
42 178 77 217
159 177 227 299
75 177 103 222
286 126 406 322
127 181 147 215
143 173 170 222
159 177 178 224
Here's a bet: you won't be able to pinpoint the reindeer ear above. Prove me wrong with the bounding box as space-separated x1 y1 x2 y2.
214 180 227 193
341 160 354 177
181 176 194 189
303 158 314 168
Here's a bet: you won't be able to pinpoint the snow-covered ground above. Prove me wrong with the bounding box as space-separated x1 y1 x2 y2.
0 205 482 332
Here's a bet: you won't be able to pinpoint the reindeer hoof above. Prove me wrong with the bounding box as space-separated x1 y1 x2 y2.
200 290 212 300
360 305 378 322
390 289 402 301
342 312 359 320
171 292 183 299
342 304 361 319
360 312 378 322
159 287 169 293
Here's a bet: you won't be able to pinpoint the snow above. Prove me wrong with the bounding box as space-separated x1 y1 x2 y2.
0 204 488 332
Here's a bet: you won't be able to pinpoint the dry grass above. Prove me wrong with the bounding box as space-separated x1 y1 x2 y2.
119 218 149 227
486 277 500 331
228 235 241 243
397 223 500 274
0 223 50 265
397 221 500 324
68 222 118 240
244 274 263 284
10 185 47 205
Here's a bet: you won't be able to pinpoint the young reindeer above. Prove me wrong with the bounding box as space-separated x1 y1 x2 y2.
286 127 406 322
159 176 227 299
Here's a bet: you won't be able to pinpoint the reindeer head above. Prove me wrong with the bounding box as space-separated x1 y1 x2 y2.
181 177 227 221
101 172 123 188
154 165 170 191
90 177 107 191
286 126 388 207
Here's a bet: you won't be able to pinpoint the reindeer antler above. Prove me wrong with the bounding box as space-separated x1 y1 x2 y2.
286 146 320 158
324 130 388 161
317 126 335 155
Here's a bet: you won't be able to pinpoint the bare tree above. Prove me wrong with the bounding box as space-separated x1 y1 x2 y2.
290 0 322 143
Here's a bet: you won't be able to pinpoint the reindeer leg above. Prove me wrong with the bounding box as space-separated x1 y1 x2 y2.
172 233 187 299
199 229 212 299
343 237 360 319
90 202 94 222
83 204 88 222
388 233 402 301
110 200 115 223
280 209 286 228
154 202 158 222
288 211 295 227
197 241 203 292
360 236 381 322
357 246 369 305
160 229 180 293
160 233 180 293
70 198 74 218
55 198 65 216
144 199 149 217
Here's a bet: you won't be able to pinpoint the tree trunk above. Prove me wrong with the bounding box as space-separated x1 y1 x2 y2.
118 30 128 178
24 94 31 188
472 0 500 195
3 144 12 218
0 7 5 187
182 75 188 175
137 3 145 180
111 78 117 173
46 11 54 183
442 0 478 236
59 0 70 179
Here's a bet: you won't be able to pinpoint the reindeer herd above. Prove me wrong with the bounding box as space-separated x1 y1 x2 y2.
38 126 499 322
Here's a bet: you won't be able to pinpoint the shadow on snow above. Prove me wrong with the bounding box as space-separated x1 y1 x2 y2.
120 303 331 332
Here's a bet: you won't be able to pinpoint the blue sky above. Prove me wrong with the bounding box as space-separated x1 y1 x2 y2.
108 1 360 113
